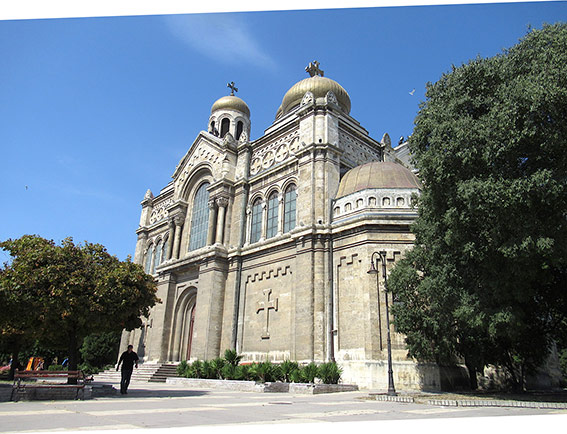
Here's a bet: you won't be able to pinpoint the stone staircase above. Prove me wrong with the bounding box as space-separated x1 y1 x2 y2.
93 363 163 383
148 364 179 383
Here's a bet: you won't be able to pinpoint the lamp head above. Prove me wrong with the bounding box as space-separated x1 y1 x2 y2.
367 259 378 275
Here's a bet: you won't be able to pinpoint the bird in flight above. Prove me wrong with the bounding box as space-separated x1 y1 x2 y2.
25 185 28 190
409 89 416 96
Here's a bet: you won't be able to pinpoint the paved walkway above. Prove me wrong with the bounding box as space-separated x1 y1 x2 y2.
1 381 565 433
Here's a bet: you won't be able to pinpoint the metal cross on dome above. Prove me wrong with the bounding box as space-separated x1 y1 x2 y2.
227 81 238 96
305 60 324 77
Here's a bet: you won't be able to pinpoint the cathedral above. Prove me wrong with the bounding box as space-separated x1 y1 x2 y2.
120 62 467 390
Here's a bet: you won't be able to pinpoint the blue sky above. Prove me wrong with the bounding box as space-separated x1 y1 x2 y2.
1 1 566 261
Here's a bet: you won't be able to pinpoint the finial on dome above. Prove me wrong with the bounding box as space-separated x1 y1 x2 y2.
227 81 238 96
305 60 324 77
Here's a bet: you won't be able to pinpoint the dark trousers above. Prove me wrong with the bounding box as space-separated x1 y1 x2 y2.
120 369 133 394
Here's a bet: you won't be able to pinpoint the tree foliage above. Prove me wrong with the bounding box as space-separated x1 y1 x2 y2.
388 24 567 390
0 235 159 376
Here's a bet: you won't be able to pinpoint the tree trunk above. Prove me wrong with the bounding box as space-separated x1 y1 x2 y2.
8 340 21 381
67 332 79 384
464 356 478 390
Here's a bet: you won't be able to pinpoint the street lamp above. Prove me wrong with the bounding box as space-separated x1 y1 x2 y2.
368 251 397 396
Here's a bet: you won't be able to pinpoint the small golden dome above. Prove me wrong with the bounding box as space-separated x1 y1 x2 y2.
277 75 351 119
336 162 422 198
211 95 250 117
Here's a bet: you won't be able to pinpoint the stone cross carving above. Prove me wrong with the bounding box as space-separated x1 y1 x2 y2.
256 289 278 339
227 81 238 96
305 60 324 77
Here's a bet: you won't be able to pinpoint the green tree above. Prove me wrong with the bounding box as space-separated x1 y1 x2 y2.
0 235 159 379
388 23 567 390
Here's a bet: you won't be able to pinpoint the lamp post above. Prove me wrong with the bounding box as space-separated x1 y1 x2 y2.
368 251 396 396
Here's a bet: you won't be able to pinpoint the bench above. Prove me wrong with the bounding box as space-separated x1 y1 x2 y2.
12 370 86 400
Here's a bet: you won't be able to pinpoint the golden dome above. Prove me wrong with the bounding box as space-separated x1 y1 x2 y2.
211 95 250 117
336 161 422 198
276 75 351 119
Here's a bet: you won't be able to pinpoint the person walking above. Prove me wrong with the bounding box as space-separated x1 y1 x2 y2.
116 345 139 395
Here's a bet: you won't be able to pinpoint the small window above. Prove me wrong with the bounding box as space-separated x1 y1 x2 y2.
382 197 391 207
250 198 263 243
345 203 352 212
397 197 405 207
369 197 376 206
236 121 243 140
220 118 230 138
210 121 216 136
266 192 279 238
283 185 296 233
333 206 340 216
356 199 363 208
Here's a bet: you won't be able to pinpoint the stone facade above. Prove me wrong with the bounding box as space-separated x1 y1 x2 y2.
120 66 466 390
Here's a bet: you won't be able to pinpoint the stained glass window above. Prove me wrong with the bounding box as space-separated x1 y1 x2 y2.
145 244 154 273
161 236 169 263
189 182 210 251
283 184 296 233
250 198 263 243
266 192 279 238
152 240 162 274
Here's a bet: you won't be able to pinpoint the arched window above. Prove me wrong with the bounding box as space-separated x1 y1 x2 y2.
220 118 230 138
210 121 216 136
283 184 296 233
236 121 243 140
266 192 279 238
161 236 169 263
250 198 263 243
189 182 210 251
145 244 154 274
152 240 162 274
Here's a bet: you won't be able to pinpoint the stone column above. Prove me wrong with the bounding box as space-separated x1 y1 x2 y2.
172 215 184 260
166 219 175 260
245 206 252 245
260 201 267 242
215 197 229 244
277 193 284 235
207 200 217 246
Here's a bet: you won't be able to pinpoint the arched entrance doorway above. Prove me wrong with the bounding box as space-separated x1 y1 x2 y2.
169 287 197 361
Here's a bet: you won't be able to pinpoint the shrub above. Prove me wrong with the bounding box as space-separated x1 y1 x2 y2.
78 362 100 375
289 368 303 383
210 357 226 379
300 362 319 383
202 360 217 379
188 360 204 378
223 349 243 367
48 364 66 371
318 362 342 384
280 360 299 382
177 360 189 377
80 331 122 369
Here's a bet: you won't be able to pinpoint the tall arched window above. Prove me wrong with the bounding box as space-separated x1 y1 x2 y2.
152 240 162 274
266 192 278 238
145 244 154 273
236 121 243 140
220 118 230 138
189 182 210 251
250 198 263 243
161 236 169 263
283 184 296 233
